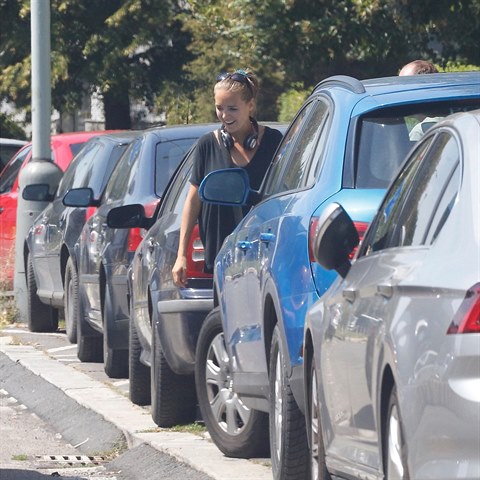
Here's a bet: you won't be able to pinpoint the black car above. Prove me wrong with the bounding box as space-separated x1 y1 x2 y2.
106 123 287 427
23 131 139 338
63 124 218 378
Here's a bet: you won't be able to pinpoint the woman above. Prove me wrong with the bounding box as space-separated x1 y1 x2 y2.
172 69 283 286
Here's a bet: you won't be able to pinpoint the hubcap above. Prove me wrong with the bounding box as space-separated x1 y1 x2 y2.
205 332 251 435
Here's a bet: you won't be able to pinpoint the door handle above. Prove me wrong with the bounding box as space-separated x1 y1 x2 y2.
237 240 252 251
377 284 393 298
260 232 275 244
147 239 156 253
342 288 356 302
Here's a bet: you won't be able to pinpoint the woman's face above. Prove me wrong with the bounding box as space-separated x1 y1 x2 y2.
215 88 255 137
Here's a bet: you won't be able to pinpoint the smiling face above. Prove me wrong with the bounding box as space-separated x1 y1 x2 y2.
215 88 255 138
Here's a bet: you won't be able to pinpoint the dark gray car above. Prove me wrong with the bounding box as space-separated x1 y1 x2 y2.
63 124 218 379
23 131 139 338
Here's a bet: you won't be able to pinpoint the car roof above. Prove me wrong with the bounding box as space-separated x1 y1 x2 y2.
313 71 480 98
141 123 220 139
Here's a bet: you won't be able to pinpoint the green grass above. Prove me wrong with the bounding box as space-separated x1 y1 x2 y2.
11 454 28 461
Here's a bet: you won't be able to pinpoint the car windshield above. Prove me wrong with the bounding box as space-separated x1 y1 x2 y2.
354 99 480 189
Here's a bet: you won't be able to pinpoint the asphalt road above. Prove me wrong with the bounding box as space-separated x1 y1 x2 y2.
0 323 272 480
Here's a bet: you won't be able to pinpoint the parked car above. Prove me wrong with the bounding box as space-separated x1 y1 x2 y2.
196 72 480 477
107 122 286 427
0 131 113 289
303 109 480 480
0 138 27 172
63 124 218 378
22 131 140 337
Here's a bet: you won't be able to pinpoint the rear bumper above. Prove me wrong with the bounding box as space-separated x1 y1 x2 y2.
156 294 213 375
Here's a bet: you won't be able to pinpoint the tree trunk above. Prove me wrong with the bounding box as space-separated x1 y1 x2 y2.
103 89 132 130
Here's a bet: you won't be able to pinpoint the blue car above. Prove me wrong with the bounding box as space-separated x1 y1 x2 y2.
195 73 480 478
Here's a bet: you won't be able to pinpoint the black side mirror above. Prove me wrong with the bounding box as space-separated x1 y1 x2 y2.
313 203 359 278
107 204 155 230
22 184 54 202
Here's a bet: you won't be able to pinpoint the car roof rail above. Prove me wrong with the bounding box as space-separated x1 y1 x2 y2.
312 75 366 95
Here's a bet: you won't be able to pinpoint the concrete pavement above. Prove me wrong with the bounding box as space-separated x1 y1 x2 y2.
0 335 273 480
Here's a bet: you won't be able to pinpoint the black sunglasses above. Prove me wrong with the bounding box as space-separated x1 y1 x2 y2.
216 71 253 95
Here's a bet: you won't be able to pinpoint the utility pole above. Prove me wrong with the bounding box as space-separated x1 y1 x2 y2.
14 0 63 321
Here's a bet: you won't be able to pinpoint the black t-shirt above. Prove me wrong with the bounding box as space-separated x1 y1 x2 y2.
191 126 283 273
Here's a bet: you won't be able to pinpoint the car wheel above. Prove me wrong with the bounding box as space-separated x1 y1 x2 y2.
195 307 269 458
269 325 309 480
26 252 58 332
64 257 78 343
384 387 410 480
151 317 196 427
76 290 103 363
103 285 128 378
307 350 330 480
129 311 151 406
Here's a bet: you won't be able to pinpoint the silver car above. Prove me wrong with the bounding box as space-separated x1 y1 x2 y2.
303 109 480 480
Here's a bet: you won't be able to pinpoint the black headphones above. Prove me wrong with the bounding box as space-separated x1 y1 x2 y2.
220 117 259 151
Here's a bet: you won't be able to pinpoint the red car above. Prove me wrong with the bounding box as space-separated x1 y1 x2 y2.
0 131 115 290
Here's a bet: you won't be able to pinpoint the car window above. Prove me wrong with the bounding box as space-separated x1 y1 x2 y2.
155 138 196 196
263 100 316 197
56 141 104 198
159 149 195 216
397 132 460 247
358 138 432 257
104 137 142 203
0 145 31 194
89 143 129 196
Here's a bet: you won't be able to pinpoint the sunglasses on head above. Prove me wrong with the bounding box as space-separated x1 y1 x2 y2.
216 70 253 94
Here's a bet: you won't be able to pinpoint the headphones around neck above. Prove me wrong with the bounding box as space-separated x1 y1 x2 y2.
220 117 259 151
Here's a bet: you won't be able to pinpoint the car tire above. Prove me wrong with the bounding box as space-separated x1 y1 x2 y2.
307 349 331 480
151 318 197 427
64 257 78 343
26 252 58 332
269 324 309 480
103 285 128 378
129 312 151 406
195 307 269 458
384 386 410 480
76 290 103 363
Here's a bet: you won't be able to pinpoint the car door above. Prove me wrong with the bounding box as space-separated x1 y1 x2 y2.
221 99 329 386
321 131 461 472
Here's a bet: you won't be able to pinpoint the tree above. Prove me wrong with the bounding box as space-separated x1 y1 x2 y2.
0 0 192 129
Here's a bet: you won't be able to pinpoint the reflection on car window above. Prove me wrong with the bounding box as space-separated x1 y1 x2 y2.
155 138 196 196
105 138 142 202
263 100 315 197
398 133 460 247
0 146 31 193
359 139 431 256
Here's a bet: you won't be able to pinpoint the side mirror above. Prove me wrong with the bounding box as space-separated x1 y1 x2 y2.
199 168 252 205
22 184 54 202
62 187 97 208
313 203 359 278
107 204 154 230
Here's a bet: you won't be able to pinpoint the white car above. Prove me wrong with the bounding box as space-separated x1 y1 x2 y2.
304 109 480 480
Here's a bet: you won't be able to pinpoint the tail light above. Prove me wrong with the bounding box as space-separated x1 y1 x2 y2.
185 224 211 279
127 199 160 253
447 283 480 334
308 216 369 263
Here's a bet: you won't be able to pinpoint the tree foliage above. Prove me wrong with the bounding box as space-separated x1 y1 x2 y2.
0 0 479 130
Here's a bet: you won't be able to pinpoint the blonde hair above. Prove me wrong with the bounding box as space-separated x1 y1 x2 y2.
214 69 259 102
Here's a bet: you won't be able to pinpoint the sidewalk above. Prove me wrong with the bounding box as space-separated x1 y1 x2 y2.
0 335 272 480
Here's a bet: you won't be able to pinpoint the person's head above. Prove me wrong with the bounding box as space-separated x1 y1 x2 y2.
399 60 438 76
214 69 259 136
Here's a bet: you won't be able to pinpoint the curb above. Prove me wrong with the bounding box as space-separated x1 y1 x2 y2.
0 337 272 480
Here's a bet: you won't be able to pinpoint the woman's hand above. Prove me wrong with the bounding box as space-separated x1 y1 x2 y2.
172 255 188 287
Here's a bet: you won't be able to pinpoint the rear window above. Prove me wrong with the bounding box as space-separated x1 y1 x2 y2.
353 99 480 189
0 145 31 193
